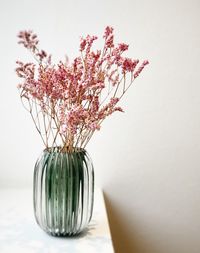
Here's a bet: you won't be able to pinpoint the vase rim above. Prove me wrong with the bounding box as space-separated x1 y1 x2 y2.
44 146 86 154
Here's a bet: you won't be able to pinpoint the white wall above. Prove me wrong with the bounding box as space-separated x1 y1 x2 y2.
1 0 200 252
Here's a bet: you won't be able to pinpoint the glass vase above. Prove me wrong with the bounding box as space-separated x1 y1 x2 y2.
33 147 94 236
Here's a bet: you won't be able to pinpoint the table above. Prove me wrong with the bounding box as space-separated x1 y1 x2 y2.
0 188 114 253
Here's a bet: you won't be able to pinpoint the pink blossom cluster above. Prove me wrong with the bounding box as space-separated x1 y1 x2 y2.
16 27 149 151
18 30 50 62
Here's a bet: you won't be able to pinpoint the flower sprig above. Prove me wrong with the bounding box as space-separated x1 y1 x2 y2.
16 26 149 152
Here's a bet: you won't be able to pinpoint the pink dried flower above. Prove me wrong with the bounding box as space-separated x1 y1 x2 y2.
37 50 47 61
85 35 98 54
18 30 49 63
105 34 114 48
110 97 119 104
134 60 149 78
118 43 129 52
89 122 100 131
103 26 114 48
18 30 38 51
16 61 35 81
103 26 114 39
114 107 124 112
122 58 138 73
91 96 100 112
80 37 87 51
16 27 149 151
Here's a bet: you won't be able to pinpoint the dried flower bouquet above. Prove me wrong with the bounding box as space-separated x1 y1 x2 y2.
16 26 148 152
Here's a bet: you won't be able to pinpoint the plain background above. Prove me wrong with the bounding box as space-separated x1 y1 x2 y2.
0 0 200 252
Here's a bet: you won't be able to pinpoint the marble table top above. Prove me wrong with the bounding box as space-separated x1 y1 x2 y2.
0 188 114 253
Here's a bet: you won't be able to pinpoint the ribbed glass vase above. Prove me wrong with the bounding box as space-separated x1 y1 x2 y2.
33 147 94 236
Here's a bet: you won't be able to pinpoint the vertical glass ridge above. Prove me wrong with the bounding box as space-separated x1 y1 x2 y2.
33 148 94 236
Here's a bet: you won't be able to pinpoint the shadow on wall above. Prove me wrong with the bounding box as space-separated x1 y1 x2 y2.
104 192 142 253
